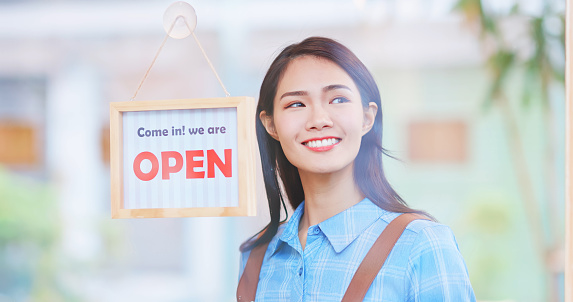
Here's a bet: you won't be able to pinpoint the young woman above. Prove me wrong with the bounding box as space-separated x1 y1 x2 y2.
238 37 475 301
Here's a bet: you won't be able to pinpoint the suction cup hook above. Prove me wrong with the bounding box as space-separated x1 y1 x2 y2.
163 1 197 39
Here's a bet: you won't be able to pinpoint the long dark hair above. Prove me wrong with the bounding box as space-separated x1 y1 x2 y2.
240 36 427 252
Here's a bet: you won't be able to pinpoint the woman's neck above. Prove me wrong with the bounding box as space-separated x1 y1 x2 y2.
297 165 364 230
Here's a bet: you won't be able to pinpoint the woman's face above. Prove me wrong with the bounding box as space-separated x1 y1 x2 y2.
261 55 377 175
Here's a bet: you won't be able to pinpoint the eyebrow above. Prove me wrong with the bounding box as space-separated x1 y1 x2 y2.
279 90 308 100
279 84 352 100
323 84 352 93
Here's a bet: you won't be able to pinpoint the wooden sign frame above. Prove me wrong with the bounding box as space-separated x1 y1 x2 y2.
110 97 257 218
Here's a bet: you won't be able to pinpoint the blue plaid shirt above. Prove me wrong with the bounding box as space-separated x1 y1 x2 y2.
239 198 476 301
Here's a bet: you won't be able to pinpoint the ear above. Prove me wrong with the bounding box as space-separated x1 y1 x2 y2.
260 110 280 141
361 102 378 136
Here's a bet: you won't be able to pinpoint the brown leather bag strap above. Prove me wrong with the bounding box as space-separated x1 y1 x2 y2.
341 213 427 302
236 241 270 302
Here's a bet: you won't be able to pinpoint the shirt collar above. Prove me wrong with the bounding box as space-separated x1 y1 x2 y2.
269 198 391 255
270 201 306 256
319 198 388 253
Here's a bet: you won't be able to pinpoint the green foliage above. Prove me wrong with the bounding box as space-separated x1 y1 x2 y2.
485 50 515 109
454 0 565 109
453 1 566 301
0 167 69 301
0 168 59 247
453 0 495 35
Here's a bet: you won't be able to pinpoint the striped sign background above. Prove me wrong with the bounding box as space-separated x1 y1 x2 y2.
122 107 238 209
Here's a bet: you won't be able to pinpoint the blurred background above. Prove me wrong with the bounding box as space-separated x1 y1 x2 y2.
0 0 566 301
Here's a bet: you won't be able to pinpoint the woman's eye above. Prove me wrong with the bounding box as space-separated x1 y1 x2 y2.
331 97 350 104
286 102 305 108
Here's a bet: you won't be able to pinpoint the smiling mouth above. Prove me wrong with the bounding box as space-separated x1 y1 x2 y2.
302 138 341 148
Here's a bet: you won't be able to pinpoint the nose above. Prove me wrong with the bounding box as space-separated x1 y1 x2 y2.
306 104 333 131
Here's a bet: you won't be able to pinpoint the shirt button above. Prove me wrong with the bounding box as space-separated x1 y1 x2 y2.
298 267 303 276
314 228 320 234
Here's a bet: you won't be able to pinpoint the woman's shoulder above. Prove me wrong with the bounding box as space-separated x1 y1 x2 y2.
404 217 453 236
377 212 461 260
393 217 475 299
390 216 470 281
400 217 461 254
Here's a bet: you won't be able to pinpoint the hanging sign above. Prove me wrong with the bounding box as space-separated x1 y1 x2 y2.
110 97 257 218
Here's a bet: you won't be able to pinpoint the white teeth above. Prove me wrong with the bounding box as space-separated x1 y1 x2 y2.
305 138 339 148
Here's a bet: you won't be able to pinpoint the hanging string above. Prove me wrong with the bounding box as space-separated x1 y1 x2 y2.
184 18 231 97
130 15 231 101
130 17 178 101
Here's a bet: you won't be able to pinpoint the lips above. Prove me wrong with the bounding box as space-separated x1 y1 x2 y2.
302 137 341 151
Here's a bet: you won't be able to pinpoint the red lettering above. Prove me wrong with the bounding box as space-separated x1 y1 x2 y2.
133 149 232 181
133 151 159 181
185 150 205 179
161 151 183 180
207 149 232 178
